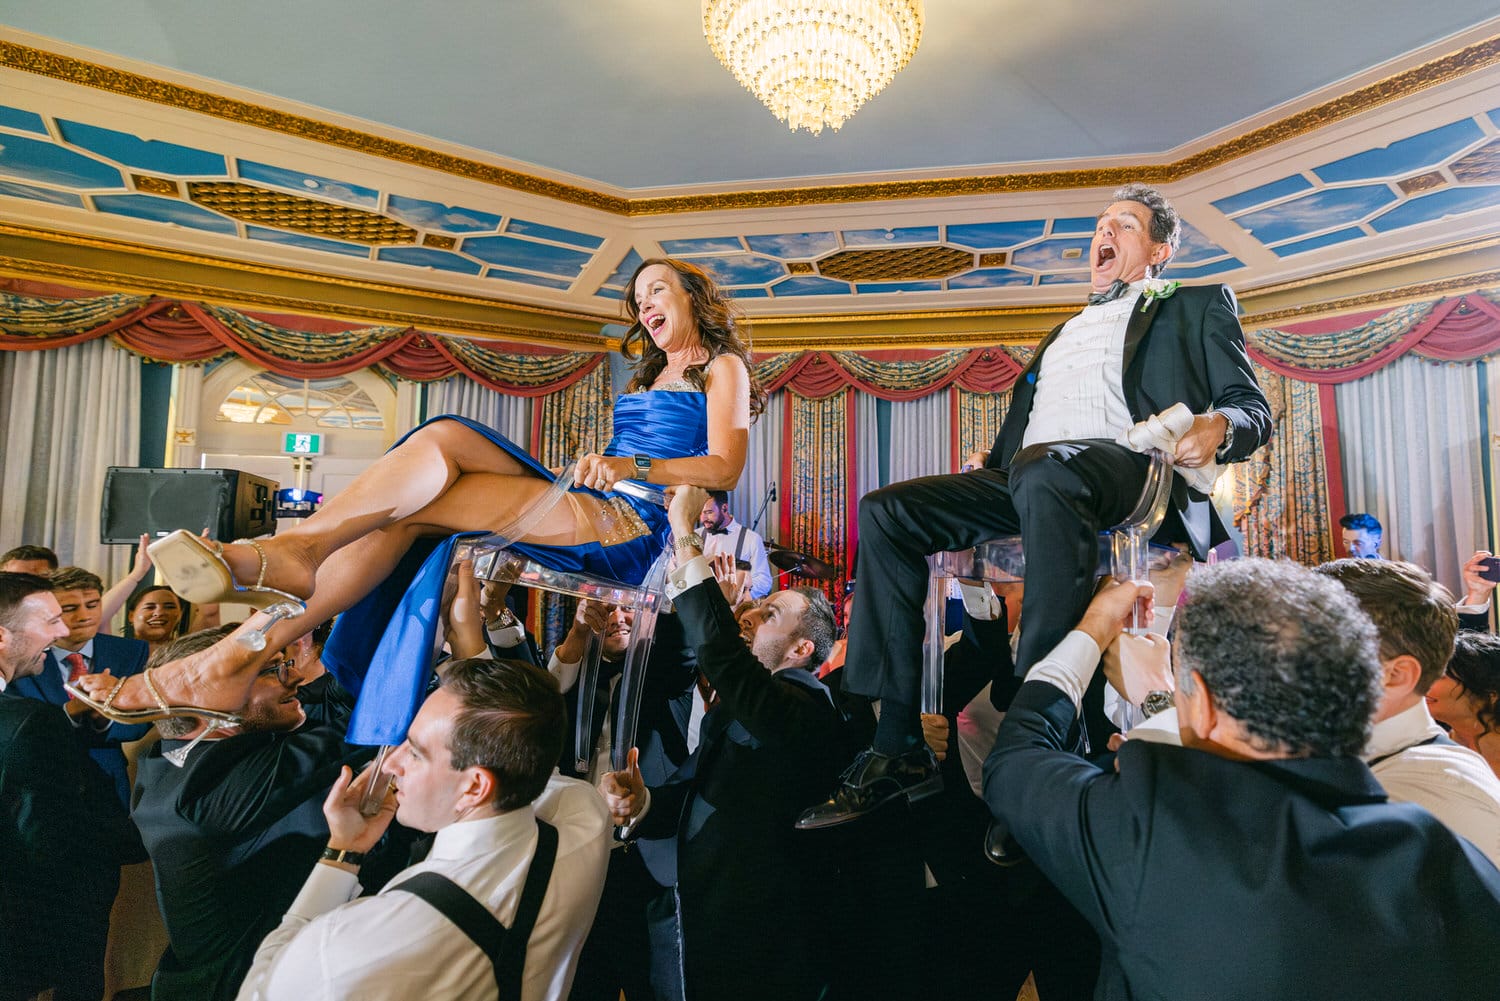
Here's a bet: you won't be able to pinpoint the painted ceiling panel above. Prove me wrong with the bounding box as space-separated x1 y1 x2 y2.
660 236 745 255
505 217 605 250
1232 185 1400 245
841 226 941 247
93 192 237 235
772 276 852 296
1171 222 1233 266
460 236 592 277
385 195 503 234
598 249 644 294
0 131 124 189
855 280 945 293
1010 238 1092 272
945 220 1048 250
0 178 84 208
1269 227 1367 258
688 254 788 285
1051 217 1098 235
1312 119 1484 183
948 269 1034 289
744 232 840 258
0 105 48 135
56 120 227 176
1368 185 1500 232
1162 257 1245 280
1211 175 1314 217
375 245 483 275
484 267 574 290
245 225 370 259
236 160 379 209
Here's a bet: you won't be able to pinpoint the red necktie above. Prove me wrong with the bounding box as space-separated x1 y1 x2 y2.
64 652 88 687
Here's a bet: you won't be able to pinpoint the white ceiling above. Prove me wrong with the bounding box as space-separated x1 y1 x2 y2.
1 0 1496 188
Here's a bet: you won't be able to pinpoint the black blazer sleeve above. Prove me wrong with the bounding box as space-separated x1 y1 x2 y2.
673 578 835 749
1194 284 1273 462
981 679 1156 936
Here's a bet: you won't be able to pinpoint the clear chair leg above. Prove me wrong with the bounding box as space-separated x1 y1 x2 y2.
163 716 235 767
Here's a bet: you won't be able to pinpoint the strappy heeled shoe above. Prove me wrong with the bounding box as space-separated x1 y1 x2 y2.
148 530 307 611
64 667 245 727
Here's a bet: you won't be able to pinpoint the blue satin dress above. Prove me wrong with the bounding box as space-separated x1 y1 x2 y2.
324 388 708 744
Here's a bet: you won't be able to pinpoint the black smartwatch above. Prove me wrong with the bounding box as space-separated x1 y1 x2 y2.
633 454 652 478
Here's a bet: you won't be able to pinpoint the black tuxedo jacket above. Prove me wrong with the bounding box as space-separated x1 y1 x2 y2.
12 633 150 805
633 580 844 999
984 679 1500 1000
0 689 145 1001
130 678 372 1001
988 283 1272 557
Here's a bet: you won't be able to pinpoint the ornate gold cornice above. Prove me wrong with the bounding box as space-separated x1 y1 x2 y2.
1 34 1494 215
1242 271 1500 328
0 223 618 347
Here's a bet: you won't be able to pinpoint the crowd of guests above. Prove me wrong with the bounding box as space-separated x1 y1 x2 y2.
5 499 1500 1001
4 184 1500 1001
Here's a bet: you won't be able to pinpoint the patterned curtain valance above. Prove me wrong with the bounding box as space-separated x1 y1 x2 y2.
0 278 605 397
753 346 1027 401
1248 291 1500 384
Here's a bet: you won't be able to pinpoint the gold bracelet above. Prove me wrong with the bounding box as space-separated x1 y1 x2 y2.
673 532 703 553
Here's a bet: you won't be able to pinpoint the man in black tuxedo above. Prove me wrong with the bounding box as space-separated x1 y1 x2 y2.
8 565 150 806
600 486 843 1001
131 625 377 1001
0 572 146 1001
801 183 1274 826
983 560 1500 999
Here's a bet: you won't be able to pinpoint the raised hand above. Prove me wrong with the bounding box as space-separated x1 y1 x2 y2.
598 746 645 826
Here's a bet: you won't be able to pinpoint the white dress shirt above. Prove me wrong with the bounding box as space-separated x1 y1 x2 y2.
699 516 773 599
48 637 95 686
1022 288 1140 449
1367 701 1500 867
238 773 610 1001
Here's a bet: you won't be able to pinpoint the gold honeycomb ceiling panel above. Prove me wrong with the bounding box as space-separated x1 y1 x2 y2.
818 246 974 282
132 174 179 196
187 182 418 244
1450 139 1500 183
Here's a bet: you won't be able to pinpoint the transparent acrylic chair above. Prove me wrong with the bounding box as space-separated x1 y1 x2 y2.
356 465 675 815
921 449 1177 715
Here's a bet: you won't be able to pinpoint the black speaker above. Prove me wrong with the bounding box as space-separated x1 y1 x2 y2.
100 467 279 544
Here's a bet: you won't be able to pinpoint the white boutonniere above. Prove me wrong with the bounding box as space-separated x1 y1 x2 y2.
1139 278 1181 312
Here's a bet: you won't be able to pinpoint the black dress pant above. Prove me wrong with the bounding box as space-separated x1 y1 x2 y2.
844 441 1151 719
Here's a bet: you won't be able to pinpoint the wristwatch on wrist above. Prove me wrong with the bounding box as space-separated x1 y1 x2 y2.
320 846 366 866
1211 410 1235 460
633 453 652 478
1139 690 1174 718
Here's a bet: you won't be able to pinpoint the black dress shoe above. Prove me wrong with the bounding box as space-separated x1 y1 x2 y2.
795 746 943 830
983 820 1026 867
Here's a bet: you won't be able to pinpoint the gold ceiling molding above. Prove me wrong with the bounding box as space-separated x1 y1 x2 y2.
1241 271 1500 328
1 34 1494 215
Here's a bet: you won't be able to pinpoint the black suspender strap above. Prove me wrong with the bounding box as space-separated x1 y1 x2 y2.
388 818 559 997
1367 731 1458 769
733 524 747 563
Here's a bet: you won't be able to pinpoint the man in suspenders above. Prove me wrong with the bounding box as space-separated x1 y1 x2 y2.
239 658 611 1001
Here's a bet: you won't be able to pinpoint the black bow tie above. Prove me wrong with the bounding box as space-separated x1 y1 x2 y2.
705 526 730 536
1086 279 1132 306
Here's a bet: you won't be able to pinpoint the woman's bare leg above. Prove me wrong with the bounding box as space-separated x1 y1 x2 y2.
211 420 534 599
102 471 612 712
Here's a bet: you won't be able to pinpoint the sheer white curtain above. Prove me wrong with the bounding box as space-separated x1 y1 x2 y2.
0 340 141 580
1335 354 1486 590
729 390 785 547
887 391 953 483
854 392 882 504
424 376 532 446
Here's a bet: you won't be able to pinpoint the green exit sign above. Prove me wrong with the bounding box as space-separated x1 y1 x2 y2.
283 432 323 455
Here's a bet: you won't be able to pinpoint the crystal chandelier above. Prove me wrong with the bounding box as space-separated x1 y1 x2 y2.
702 0 924 136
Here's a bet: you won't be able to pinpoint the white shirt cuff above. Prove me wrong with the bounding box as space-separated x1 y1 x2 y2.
485 620 526 647
1024 631 1102 710
665 554 715 600
619 786 651 836
1456 598 1492 615
285 862 362 921
958 582 1002 621
1127 706 1183 746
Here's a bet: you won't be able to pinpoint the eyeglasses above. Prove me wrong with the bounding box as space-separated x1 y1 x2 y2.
258 655 299 687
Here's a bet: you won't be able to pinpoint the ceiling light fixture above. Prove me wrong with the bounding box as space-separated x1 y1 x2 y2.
703 0 924 136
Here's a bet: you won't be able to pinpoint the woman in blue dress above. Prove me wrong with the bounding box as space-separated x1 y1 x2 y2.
75 258 766 720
